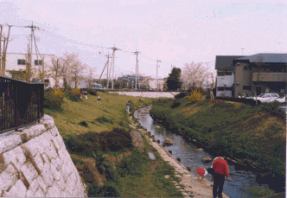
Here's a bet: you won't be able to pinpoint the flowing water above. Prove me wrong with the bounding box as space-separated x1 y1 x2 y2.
134 107 275 198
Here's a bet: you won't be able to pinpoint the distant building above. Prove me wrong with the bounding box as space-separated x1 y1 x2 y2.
148 78 165 91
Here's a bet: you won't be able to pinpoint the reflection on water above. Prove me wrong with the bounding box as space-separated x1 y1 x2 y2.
135 107 271 198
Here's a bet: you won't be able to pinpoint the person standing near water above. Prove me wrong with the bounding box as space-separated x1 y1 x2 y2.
212 154 229 198
126 101 131 113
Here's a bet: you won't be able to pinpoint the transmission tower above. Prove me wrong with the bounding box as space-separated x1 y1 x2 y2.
132 50 140 90
109 45 121 89
156 59 161 90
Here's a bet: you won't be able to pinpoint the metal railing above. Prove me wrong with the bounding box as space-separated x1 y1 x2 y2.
0 76 44 133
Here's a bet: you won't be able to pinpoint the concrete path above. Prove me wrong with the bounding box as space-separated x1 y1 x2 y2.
129 116 229 198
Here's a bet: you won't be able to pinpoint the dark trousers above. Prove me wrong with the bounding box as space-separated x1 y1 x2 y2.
213 173 225 198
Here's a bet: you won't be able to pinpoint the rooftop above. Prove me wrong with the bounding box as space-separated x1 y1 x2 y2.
235 53 287 63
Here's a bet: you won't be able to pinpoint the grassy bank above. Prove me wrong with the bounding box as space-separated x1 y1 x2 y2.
45 92 182 197
150 97 286 181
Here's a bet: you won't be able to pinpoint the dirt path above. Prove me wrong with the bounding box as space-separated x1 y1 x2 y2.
129 116 229 198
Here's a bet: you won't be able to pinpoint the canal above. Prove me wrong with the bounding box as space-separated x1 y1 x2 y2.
134 106 273 198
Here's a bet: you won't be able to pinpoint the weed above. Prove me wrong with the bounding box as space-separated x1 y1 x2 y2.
95 116 114 124
248 186 275 197
78 121 89 127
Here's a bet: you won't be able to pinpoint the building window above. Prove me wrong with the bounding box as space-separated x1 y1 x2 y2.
243 66 248 70
217 87 233 91
18 59 25 65
243 86 251 90
35 60 43 65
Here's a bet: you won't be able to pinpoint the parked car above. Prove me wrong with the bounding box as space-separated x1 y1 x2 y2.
245 93 280 104
266 94 286 104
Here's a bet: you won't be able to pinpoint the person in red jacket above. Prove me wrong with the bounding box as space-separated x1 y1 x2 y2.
212 155 229 198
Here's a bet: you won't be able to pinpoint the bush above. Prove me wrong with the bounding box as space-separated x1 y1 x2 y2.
87 88 97 96
78 121 88 127
174 92 186 99
44 90 63 110
64 88 82 102
188 90 202 103
260 102 285 119
88 181 120 197
248 186 275 197
53 90 64 102
95 116 114 124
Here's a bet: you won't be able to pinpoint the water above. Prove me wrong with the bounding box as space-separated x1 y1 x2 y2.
135 107 272 198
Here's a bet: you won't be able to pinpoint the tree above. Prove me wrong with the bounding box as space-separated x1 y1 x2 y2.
60 52 87 89
1 24 12 76
86 66 96 88
181 62 211 91
50 56 62 89
167 67 182 90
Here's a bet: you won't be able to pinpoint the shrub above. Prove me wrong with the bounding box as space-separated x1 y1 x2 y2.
53 90 64 102
44 90 63 110
87 88 97 96
248 186 275 197
188 90 202 103
260 102 285 119
174 92 186 99
95 116 114 124
78 121 88 127
171 100 181 108
64 88 82 102
88 182 120 197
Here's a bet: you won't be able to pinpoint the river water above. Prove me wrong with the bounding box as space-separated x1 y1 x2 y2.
134 107 272 198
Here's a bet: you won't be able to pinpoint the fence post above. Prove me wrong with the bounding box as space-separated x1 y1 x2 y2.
15 83 18 131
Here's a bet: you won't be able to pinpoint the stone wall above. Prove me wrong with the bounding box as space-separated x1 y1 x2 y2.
0 115 86 197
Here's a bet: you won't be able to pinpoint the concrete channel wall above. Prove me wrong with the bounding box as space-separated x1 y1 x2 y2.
0 115 86 197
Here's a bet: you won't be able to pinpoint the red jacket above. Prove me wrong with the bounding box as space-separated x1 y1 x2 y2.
212 157 229 178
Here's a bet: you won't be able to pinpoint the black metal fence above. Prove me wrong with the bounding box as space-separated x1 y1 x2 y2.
0 76 44 133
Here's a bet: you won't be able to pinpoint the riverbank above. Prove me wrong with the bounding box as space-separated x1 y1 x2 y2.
131 106 229 198
150 97 286 190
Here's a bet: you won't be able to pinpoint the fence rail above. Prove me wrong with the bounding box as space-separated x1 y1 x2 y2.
0 76 44 133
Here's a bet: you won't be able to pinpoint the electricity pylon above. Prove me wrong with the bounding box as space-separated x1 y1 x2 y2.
132 50 140 90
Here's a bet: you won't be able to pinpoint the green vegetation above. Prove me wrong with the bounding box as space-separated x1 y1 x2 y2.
167 67 182 90
150 97 286 180
248 186 275 197
188 90 202 103
45 92 181 197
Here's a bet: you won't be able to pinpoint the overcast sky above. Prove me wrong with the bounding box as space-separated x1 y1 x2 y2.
1 0 286 79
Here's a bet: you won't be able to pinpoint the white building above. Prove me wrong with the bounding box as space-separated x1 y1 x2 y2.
5 52 55 72
148 79 165 91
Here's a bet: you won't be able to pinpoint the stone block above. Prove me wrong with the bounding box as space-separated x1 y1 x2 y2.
43 119 55 129
20 160 38 186
45 143 58 159
56 174 66 191
41 168 54 187
37 175 48 194
34 186 45 197
28 177 40 193
57 144 69 161
42 153 51 164
65 174 77 195
41 132 53 149
61 190 71 198
0 163 18 191
51 157 62 171
50 163 61 181
30 153 44 174
49 126 60 137
2 146 26 171
35 134 50 153
0 134 22 154
47 182 61 197
26 189 34 197
21 138 39 157
2 179 27 197
23 124 46 142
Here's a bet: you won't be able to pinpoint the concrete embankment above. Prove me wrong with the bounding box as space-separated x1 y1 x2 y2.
129 112 228 198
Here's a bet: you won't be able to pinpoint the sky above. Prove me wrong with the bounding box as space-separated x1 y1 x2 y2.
1 0 286 80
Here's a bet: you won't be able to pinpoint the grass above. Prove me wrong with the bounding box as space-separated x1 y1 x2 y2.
45 92 182 197
45 91 152 139
150 98 286 179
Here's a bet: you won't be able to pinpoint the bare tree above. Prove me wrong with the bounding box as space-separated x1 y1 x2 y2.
60 52 80 89
181 62 212 91
50 56 62 89
86 66 96 88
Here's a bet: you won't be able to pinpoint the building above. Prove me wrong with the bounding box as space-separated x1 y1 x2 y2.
148 78 165 91
234 53 287 97
5 52 55 72
215 55 243 97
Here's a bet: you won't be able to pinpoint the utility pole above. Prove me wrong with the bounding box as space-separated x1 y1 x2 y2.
156 59 161 90
132 50 140 90
1 24 12 76
25 21 40 82
25 42 31 82
109 45 121 90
